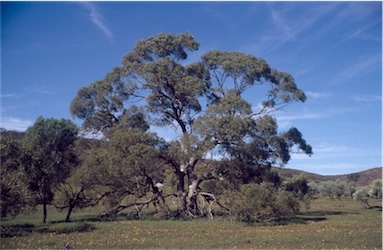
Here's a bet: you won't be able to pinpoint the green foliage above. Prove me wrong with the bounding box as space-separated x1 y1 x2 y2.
0 131 29 217
368 179 382 199
83 127 168 217
222 183 300 222
348 173 360 182
53 158 104 222
70 67 135 133
21 117 78 223
284 174 309 200
70 32 312 217
353 179 382 208
353 187 371 208
202 50 306 103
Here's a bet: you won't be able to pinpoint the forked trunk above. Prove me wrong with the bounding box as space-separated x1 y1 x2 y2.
176 159 200 218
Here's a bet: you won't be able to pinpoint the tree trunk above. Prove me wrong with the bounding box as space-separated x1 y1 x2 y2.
177 172 188 217
43 202 47 224
187 179 199 216
175 158 200 218
186 157 200 216
65 205 74 222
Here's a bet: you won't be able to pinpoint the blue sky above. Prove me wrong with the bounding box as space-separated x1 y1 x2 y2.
1 1 382 175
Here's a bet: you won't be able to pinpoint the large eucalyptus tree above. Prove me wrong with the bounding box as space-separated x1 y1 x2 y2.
71 33 312 218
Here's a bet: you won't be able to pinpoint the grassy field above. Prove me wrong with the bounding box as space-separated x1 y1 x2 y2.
1 198 381 249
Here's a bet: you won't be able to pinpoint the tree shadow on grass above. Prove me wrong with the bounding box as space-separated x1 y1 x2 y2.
299 211 348 217
1 222 95 238
1 223 35 237
253 215 327 226
368 206 382 211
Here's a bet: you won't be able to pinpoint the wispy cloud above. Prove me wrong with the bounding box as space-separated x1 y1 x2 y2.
289 142 379 175
333 20 382 48
275 111 326 129
0 93 18 98
32 88 54 95
256 3 338 56
82 2 113 41
352 95 382 103
331 54 381 84
25 85 54 95
306 91 332 100
277 112 326 122
0 117 33 131
275 107 355 129
271 10 296 41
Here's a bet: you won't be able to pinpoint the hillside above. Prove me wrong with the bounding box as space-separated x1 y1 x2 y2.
274 166 382 187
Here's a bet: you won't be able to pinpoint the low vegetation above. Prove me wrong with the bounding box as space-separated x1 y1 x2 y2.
1 198 381 249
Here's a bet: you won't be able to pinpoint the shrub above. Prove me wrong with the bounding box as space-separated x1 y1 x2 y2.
353 180 382 208
368 179 382 199
222 183 299 222
353 187 371 208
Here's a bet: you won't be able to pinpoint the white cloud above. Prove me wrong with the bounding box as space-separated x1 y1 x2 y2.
352 95 382 103
291 142 378 163
274 107 355 129
331 54 381 84
271 10 296 41
0 117 33 131
82 2 113 41
305 91 332 99
270 3 337 43
288 141 380 175
275 111 326 129
277 112 325 122
0 93 17 98
337 20 381 46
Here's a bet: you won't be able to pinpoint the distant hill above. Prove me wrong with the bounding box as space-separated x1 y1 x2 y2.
273 166 382 187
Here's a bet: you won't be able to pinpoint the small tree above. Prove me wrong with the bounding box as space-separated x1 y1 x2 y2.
353 187 371 208
54 138 107 222
343 181 356 199
319 180 346 200
284 174 309 200
54 159 108 222
368 179 382 199
307 182 321 199
80 118 171 219
22 117 78 223
0 130 29 217
353 180 382 208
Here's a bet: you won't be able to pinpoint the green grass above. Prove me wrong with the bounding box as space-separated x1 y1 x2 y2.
1 198 381 249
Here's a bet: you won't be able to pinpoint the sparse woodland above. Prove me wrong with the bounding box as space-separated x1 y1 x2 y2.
1 33 381 226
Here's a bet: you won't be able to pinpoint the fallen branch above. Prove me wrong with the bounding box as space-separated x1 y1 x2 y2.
98 193 160 218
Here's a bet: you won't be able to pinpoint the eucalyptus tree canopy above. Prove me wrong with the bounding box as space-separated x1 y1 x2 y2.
71 33 312 217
